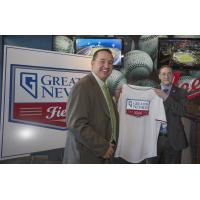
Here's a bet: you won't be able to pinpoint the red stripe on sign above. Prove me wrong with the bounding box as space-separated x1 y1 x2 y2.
13 102 67 127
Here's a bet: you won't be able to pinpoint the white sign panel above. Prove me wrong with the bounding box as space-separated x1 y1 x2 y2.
0 46 91 159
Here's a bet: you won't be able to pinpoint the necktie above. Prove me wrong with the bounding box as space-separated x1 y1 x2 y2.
160 87 168 135
163 88 169 94
103 84 117 142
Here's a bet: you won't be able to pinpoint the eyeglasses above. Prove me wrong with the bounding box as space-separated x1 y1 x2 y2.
160 72 172 77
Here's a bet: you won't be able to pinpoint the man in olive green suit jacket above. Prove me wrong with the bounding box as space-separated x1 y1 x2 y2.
63 49 119 164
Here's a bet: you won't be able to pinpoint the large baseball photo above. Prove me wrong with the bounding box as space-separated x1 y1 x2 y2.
106 35 200 101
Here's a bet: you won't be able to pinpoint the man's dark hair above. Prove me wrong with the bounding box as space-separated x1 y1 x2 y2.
92 48 113 61
158 65 173 74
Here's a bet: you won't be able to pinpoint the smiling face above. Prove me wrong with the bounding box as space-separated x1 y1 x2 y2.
159 66 173 86
91 50 113 81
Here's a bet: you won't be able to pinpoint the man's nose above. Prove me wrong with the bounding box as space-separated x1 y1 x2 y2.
103 62 110 68
167 74 171 78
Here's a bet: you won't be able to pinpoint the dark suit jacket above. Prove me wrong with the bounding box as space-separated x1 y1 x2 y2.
63 73 119 164
164 86 188 151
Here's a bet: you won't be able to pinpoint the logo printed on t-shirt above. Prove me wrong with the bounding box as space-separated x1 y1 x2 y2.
126 99 150 117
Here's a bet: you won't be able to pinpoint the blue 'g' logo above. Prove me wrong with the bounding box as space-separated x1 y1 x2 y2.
20 72 38 98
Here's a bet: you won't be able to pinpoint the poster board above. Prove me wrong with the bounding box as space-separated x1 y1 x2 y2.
0 45 91 159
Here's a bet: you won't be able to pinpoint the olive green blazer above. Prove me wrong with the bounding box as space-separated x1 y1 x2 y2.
63 73 119 164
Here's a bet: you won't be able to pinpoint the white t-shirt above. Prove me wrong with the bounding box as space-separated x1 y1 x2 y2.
115 84 166 163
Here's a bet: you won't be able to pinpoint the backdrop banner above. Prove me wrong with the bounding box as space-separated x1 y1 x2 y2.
0 45 91 159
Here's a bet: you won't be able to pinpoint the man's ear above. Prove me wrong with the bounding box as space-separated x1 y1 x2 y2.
91 60 94 69
158 74 161 81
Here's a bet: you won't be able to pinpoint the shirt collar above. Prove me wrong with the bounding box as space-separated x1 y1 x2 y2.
161 84 172 91
92 72 105 88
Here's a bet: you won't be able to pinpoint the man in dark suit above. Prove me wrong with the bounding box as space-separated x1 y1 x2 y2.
63 49 119 164
148 65 188 164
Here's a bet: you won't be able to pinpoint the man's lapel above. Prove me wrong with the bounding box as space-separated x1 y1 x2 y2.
170 86 177 97
88 73 110 118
